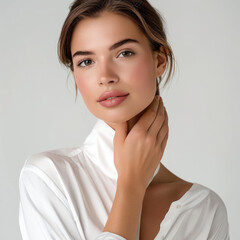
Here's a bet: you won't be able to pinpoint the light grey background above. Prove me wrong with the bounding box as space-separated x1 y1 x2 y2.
0 0 239 239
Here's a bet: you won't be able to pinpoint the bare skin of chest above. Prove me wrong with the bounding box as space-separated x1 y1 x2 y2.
139 181 193 240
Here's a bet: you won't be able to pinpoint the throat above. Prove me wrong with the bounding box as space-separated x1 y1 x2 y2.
149 163 184 185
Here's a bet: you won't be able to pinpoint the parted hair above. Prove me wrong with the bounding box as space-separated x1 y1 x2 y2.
58 0 175 98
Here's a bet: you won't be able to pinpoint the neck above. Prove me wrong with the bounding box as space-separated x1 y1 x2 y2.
104 107 145 134
126 110 145 133
103 111 183 185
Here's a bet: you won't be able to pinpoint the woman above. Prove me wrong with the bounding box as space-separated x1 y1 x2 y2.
19 0 230 239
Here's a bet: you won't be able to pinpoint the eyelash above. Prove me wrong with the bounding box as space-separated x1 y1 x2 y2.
77 50 135 67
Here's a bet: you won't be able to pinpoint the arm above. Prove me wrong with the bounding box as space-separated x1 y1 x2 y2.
19 164 131 240
207 195 230 240
19 165 83 240
102 182 145 240
102 96 168 240
19 97 168 240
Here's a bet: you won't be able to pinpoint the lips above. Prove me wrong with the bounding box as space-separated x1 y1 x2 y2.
98 90 129 102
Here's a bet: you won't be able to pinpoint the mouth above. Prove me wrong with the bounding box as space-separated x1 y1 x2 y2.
100 95 128 101
98 94 129 107
98 90 129 102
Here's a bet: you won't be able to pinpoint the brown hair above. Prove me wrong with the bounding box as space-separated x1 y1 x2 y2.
58 0 175 98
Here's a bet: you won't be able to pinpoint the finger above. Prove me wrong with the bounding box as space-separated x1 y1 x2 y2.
113 121 128 147
160 123 169 152
132 95 160 133
147 96 165 137
163 107 168 129
157 107 168 144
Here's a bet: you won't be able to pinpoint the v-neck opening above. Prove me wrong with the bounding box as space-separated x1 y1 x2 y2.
159 182 197 228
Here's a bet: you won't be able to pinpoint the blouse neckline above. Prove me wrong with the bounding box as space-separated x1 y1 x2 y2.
82 118 160 183
159 182 199 227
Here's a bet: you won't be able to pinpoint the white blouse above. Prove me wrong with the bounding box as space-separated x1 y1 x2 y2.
19 119 230 240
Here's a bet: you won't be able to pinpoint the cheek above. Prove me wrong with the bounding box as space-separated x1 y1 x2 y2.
75 74 86 94
124 56 156 93
74 74 94 106
74 72 93 97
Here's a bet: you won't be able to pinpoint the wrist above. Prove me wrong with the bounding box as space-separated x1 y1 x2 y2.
116 179 146 199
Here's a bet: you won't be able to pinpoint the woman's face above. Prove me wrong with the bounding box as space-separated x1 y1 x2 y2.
71 11 166 125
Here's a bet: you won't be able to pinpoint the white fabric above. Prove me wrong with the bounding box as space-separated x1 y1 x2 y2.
19 119 230 240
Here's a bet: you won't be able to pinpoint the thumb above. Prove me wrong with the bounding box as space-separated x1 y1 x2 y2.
113 121 128 147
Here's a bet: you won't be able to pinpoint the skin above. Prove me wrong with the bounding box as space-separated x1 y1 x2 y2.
71 11 166 129
70 10 184 185
70 11 192 239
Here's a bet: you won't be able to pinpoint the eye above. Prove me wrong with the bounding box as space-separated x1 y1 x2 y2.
118 50 135 58
77 59 94 67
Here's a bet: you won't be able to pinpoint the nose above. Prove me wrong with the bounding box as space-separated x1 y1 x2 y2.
98 61 119 86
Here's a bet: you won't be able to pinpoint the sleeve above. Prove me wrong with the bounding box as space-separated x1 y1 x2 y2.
19 164 127 240
207 193 230 240
19 164 83 240
95 232 126 240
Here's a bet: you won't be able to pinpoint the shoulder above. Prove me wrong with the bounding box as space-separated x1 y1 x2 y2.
177 182 228 211
171 181 229 220
194 183 230 238
193 183 228 211
173 181 230 237
22 147 83 171
19 147 84 192
173 181 226 206
186 182 229 232
19 148 85 240
24 147 82 165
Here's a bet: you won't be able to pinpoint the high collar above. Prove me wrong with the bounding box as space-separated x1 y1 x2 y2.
82 119 117 180
82 118 160 183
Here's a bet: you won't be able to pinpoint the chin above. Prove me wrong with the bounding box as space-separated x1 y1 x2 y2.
91 98 152 124
101 115 133 124
99 108 146 125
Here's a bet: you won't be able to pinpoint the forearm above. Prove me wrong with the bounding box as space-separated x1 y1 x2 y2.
103 182 145 240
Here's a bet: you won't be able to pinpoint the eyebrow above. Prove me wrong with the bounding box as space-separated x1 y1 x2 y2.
72 38 139 58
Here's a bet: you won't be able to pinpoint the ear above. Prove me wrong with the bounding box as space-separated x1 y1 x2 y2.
71 64 74 73
153 46 167 78
71 65 76 78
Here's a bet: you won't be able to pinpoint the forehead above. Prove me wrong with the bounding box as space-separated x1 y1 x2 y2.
71 11 150 52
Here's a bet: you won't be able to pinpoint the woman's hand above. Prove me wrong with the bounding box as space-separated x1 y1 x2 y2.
113 95 169 191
